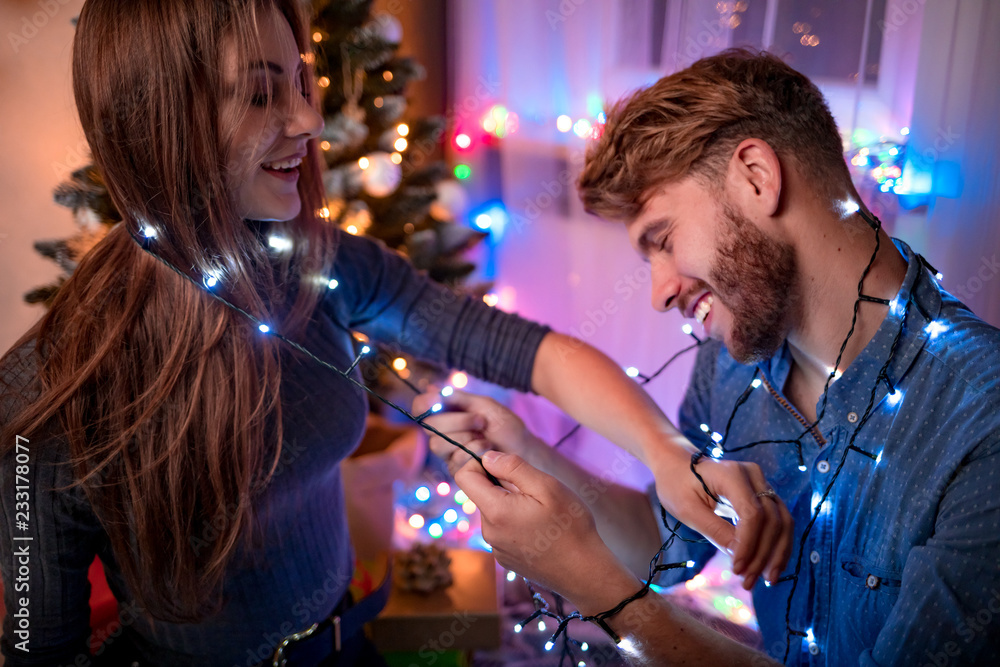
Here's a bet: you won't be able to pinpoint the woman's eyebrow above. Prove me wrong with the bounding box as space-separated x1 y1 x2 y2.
248 60 303 76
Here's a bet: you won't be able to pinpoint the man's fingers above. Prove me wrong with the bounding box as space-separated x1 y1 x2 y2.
454 456 511 511
424 412 487 436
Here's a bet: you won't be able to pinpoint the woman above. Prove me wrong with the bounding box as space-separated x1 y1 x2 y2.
0 1 789 665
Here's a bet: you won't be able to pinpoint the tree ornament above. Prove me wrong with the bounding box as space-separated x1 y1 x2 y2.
360 151 402 198
393 542 453 594
368 13 403 44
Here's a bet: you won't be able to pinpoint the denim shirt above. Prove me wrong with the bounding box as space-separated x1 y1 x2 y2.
652 239 1000 666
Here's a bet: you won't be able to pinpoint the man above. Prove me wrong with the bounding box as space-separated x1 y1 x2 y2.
416 49 1000 665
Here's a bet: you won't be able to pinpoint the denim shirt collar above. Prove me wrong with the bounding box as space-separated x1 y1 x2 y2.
757 238 943 432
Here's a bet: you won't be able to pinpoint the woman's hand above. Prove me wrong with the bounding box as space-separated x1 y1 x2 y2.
648 445 793 590
412 389 545 477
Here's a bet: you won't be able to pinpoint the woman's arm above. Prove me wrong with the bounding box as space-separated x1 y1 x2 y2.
529 332 792 588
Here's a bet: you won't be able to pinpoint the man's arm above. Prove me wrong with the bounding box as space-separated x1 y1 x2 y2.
455 450 781 666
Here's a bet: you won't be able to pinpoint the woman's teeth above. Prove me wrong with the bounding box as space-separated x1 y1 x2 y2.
262 157 302 171
694 294 714 324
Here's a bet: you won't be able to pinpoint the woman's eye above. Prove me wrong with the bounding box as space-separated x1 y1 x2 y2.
250 90 271 107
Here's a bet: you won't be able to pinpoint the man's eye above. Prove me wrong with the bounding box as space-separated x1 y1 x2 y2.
658 235 672 253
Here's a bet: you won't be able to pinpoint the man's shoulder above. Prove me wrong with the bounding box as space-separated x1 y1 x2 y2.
921 293 1000 397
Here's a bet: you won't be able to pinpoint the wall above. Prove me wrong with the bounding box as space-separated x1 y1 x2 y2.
0 0 87 354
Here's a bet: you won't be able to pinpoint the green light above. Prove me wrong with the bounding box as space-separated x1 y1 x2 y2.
454 164 472 180
428 523 443 538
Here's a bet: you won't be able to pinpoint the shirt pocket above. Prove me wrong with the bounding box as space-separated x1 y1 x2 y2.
837 553 903 649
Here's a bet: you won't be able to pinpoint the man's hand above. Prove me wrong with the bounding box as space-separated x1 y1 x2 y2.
455 450 641 613
648 447 793 589
413 389 545 477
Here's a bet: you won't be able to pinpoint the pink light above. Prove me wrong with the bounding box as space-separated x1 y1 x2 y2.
437 481 451 496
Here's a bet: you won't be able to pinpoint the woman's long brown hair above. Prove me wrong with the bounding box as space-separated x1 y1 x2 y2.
0 0 336 622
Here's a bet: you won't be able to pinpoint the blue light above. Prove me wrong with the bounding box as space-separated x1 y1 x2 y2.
751 378 762 389
415 486 431 502
544 641 554 651
711 446 723 458
360 345 371 354
258 324 270 333
886 389 903 407
469 201 509 240
431 403 443 413
700 423 710 433
875 450 883 466
444 509 459 523
711 432 723 443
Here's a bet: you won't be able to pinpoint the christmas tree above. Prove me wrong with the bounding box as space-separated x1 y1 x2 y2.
29 0 487 391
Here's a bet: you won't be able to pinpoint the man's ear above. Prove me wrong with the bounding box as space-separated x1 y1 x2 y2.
727 138 782 219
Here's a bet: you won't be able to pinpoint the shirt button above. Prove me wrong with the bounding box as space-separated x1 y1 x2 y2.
816 460 830 473
809 643 820 655
809 550 820 564
847 411 859 423
866 574 881 589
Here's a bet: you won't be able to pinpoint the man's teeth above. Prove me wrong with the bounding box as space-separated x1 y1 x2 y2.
694 294 714 324
262 157 302 170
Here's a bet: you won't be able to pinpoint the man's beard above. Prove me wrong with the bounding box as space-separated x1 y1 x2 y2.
708 204 800 365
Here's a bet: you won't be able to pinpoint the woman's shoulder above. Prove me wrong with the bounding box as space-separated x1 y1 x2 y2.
0 337 45 416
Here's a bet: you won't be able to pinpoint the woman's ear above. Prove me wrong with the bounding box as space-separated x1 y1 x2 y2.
726 138 782 218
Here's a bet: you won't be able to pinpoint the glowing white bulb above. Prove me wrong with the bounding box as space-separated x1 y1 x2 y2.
431 403 443 413
444 509 459 523
925 321 948 339
875 450 883 466
537 620 546 632
455 133 471 149
617 637 636 653
711 446 723 458
556 115 573 132
408 514 425 529
475 213 492 229
573 119 592 138
711 432 723 443
935 272 944 281
437 482 451 496
886 389 903 407
141 225 157 238
625 366 640 378
513 623 523 633
889 297 903 317
700 423 710 433
258 324 270 333
415 486 431 502
360 345 371 354
441 386 454 397
328 278 339 290
681 323 694 335
764 579 772 587
686 559 696 567
900 126 910 136
578 662 586 667
838 199 860 218
204 272 220 288
805 627 816 643
811 492 827 514
544 641 554 651
506 571 517 582
798 464 808 472
581 642 589 651
428 523 443 538
454 489 468 504
268 235 293 252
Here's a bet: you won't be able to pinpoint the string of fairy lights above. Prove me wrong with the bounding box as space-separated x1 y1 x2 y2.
128 203 945 665
507 206 946 666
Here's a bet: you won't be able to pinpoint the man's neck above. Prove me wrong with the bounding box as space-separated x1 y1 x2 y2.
782 213 908 420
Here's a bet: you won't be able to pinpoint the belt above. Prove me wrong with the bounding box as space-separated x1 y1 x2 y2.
270 564 393 667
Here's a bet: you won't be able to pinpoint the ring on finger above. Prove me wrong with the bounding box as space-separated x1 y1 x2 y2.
755 488 778 500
